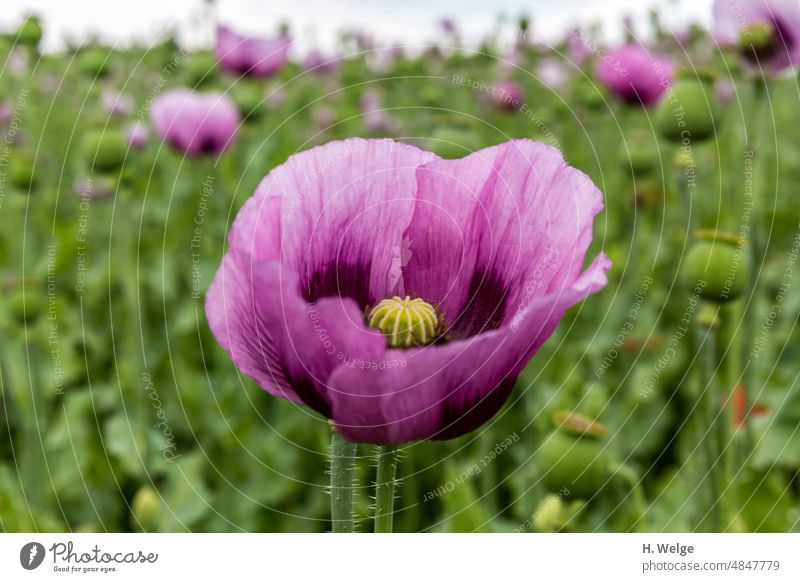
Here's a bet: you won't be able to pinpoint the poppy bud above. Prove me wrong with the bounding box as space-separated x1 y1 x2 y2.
619 130 659 176
131 486 161 531
185 52 218 87
682 231 748 303
232 83 265 121
738 21 778 64
78 47 111 78
10 150 37 190
532 493 586 532
84 130 127 173
655 75 718 143
538 410 610 499
9 289 42 324
16 15 43 50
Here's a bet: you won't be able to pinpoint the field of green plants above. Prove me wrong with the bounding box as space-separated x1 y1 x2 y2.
1 8 800 533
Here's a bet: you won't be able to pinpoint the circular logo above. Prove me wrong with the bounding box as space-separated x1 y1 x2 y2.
20 542 46 570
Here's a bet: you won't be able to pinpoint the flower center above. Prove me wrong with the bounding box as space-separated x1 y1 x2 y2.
738 20 780 62
366 295 443 348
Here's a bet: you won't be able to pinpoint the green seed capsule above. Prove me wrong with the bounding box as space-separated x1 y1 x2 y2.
682 234 748 303
16 16 43 50
84 130 127 173
620 131 659 176
656 78 717 143
538 429 609 499
131 486 161 531
185 52 218 87
367 295 443 348
10 150 37 190
538 411 610 499
78 48 112 78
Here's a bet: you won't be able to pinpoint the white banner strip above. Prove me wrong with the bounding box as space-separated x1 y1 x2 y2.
1 534 798 581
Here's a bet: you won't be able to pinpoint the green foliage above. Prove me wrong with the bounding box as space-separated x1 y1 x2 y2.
0 32 799 534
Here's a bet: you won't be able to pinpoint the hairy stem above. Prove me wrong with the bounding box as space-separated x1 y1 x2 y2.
330 428 357 533
373 445 400 533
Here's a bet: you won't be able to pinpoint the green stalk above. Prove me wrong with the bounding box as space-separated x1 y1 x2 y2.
740 77 768 449
373 445 400 533
697 304 721 532
330 427 357 533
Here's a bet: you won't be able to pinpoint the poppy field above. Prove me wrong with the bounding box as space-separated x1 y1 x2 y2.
2 2 800 534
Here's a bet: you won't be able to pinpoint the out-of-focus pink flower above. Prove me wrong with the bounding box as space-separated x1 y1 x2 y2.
538 59 568 90
216 25 291 78
151 89 240 157
124 121 149 149
304 50 339 74
567 29 592 66
715 79 736 104
102 90 133 117
8 49 29 77
312 106 335 128
492 80 524 111
713 0 800 73
360 89 397 133
439 16 458 35
596 44 674 106
0 101 12 125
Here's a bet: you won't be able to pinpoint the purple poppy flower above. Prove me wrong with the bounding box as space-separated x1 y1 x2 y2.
216 25 291 78
124 121 150 149
713 0 800 72
596 44 674 106
492 80 524 111
205 138 610 445
150 89 240 157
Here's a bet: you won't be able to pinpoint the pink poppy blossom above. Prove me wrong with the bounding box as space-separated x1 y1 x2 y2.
713 0 800 72
124 121 150 149
216 25 291 78
596 44 674 106
205 138 610 444
150 89 240 157
493 80 524 111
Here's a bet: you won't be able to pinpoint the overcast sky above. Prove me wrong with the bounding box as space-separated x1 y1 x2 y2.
1 0 714 53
